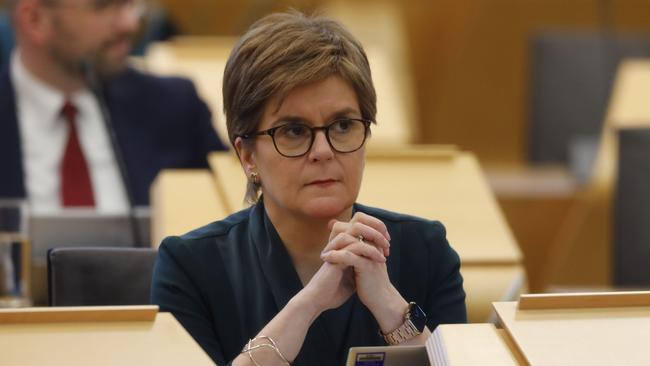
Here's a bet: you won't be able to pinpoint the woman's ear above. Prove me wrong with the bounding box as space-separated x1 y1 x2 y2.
234 137 256 175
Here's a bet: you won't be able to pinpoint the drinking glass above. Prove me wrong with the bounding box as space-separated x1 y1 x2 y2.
0 200 31 307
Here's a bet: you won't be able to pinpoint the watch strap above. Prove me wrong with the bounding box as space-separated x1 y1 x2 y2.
381 302 422 345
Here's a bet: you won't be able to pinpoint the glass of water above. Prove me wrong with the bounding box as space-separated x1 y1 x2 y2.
0 200 31 307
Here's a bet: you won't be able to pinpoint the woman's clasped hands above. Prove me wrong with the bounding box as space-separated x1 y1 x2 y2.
303 212 408 330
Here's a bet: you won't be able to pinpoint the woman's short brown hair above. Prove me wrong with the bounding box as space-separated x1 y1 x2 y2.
222 10 377 203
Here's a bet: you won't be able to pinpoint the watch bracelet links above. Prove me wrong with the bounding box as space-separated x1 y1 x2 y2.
380 302 421 345
382 319 419 345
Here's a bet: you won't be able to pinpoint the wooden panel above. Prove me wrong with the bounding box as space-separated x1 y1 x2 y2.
519 291 650 310
495 298 650 366
0 312 213 365
360 148 521 263
402 0 650 164
149 169 226 248
462 264 525 323
490 166 577 292
428 323 522 366
208 151 247 212
0 305 158 324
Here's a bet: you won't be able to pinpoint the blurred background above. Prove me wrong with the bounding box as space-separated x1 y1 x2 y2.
3 0 650 316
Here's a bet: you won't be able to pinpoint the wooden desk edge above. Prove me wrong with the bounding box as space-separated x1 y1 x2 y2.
518 291 650 310
493 302 531 366
0 305 158 324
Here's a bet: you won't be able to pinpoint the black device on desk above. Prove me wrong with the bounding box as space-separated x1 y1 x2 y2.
28 207 151 259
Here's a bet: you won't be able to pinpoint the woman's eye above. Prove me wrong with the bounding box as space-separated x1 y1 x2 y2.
332 120 352 132
280 124 309 138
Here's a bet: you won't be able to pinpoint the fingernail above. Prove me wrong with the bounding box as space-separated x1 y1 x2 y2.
321 251 330 259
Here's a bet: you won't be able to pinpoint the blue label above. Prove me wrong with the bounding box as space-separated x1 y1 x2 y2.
354 352 385 366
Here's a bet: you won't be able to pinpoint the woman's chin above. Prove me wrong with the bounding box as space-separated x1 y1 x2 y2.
302 197 352 220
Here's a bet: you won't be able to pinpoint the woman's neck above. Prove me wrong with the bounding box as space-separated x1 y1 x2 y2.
264 202 353 283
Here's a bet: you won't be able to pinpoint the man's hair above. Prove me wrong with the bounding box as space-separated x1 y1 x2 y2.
222 10 377 203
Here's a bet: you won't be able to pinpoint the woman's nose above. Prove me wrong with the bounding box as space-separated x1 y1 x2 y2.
308 130 334 161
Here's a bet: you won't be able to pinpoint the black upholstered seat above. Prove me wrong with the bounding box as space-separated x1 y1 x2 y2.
47 247 157 306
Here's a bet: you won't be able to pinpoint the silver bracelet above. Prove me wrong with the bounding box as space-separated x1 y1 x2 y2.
241 335 291 365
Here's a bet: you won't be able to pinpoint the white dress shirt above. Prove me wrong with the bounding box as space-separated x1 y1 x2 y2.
11 51 129 214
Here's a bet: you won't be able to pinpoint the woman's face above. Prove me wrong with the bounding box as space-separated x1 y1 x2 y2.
237 75 366 221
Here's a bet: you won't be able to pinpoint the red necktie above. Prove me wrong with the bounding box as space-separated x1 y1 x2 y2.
61 101 95 207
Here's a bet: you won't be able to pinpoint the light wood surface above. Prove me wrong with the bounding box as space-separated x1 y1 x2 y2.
0 311 213 365
461 265 525 322
427 323 522 366
208 151 247 213
495 296 650 366
150 169 225 247
360 147 520 264
322 0 418 145
496 328 529 366
0 305 157 324
519 291 650 310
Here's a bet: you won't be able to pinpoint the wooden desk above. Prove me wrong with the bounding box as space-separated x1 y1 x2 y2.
0 306 213 365
428 323 523 365
494 292 650 366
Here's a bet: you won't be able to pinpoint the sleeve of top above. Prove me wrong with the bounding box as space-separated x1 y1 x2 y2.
150 236 229 366
425 221 468 329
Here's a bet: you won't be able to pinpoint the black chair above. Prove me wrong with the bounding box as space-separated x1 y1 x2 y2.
529 32 650 180
47 247 157 306
614 128 650 287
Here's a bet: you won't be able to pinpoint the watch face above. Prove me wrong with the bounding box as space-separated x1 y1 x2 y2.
409 303 427 332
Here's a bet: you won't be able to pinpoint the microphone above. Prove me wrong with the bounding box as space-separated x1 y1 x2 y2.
80 59 143 247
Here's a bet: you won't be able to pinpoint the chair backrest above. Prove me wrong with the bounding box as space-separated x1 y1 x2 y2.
529 32 650 167
47 247 157 306
614 128 650 286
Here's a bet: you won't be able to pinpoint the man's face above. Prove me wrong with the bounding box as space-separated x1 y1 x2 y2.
43 0 142 78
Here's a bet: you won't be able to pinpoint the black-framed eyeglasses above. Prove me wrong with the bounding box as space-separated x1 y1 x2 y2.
239 118 372 158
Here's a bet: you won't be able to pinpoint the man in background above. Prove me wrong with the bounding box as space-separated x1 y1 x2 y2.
0 0 227 213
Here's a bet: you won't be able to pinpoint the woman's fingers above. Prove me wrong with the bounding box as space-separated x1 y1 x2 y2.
321 240 386 264
326 219 391 256
351 212 391 241
322 232 387 261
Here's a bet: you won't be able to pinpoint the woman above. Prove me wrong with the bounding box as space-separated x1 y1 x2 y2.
151 11 466 366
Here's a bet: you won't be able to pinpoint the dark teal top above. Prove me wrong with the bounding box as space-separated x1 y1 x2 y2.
151 201 466 365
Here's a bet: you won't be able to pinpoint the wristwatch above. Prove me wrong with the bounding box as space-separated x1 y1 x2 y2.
381 302 428 345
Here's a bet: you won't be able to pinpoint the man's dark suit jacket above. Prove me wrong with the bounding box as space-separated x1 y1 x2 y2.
0 65 227 205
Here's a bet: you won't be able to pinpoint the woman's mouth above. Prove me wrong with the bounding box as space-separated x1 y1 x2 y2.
307 179 338 187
